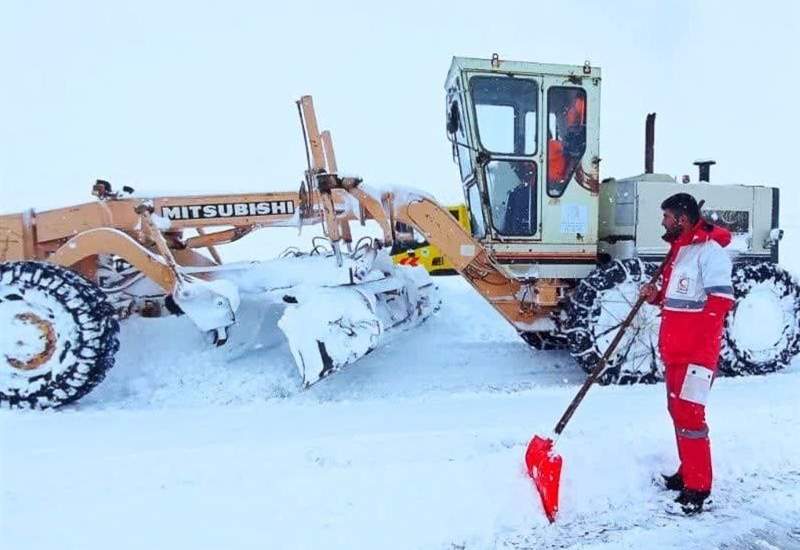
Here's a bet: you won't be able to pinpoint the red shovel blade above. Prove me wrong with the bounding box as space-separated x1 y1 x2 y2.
525 435 563 523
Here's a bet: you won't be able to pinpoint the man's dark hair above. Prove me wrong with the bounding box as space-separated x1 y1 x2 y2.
661 193 700 224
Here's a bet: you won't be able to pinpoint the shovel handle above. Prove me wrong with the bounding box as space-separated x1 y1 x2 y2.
553 254 672 436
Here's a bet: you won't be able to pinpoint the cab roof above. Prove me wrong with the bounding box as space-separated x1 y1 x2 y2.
446 56 601 89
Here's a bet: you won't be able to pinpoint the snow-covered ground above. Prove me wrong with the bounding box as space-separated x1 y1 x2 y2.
2 276 799 549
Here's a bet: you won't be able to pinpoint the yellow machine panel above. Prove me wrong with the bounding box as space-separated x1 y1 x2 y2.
391 205 470 275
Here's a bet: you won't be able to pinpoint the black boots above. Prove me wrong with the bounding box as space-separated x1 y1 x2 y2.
661 471 684 491
673 488 711 515
662 472 710 515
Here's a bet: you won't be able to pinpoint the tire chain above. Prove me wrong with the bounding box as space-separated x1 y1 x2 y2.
561 258 661 385
719 261 800 376
561 258 800 383
0 261 120 409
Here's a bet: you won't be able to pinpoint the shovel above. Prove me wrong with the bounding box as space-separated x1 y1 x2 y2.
525 255 672 523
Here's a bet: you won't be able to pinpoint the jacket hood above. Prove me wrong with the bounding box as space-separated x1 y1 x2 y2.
688 220 732 248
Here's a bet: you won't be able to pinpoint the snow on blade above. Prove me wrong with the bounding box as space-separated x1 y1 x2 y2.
278 285 383 385
207 248 440 386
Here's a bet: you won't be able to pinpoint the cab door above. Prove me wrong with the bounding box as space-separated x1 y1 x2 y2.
539 74 601 245
466 73 542 241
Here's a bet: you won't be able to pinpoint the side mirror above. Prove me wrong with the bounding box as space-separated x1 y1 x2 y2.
446 101 460 135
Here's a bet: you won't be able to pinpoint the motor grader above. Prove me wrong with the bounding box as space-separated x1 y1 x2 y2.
2 56 798 409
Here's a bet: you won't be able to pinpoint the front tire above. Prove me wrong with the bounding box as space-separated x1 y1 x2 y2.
0 261 120 409
562 258 663 384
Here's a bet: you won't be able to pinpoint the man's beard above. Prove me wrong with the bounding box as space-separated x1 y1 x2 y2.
662 225 682 242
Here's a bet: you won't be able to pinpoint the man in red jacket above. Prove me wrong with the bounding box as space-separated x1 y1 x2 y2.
640 193 734 515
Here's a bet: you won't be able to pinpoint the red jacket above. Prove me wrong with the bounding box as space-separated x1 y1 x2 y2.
653 221 735 368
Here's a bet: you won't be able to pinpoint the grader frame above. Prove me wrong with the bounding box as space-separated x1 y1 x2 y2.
0 96 564 344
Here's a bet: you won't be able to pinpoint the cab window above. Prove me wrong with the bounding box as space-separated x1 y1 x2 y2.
485 159 537 236
546 87 586 197
467 183 486 238
470 76 538 156
446 84 474 182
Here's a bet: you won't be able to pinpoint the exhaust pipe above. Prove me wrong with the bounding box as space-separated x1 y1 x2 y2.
644 113 656 174
693 159 716 182
645 113 656 174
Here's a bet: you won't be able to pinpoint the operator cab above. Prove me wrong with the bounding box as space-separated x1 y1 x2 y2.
445 55 601 279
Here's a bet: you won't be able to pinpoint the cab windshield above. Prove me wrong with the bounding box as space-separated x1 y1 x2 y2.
470 76 538 156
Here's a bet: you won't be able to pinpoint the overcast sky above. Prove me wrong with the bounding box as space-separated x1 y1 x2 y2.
2 0 799 213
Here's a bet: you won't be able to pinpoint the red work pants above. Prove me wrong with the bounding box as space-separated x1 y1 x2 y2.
665 362 714 492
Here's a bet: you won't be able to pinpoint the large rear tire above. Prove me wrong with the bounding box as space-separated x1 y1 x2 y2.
562 258 663 384
0 261 119 409
719 262 800 376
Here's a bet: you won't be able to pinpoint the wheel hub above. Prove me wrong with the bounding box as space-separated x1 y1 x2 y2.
4 312 57 371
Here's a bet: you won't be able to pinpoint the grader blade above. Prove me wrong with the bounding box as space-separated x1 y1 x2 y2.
211 250 439 387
